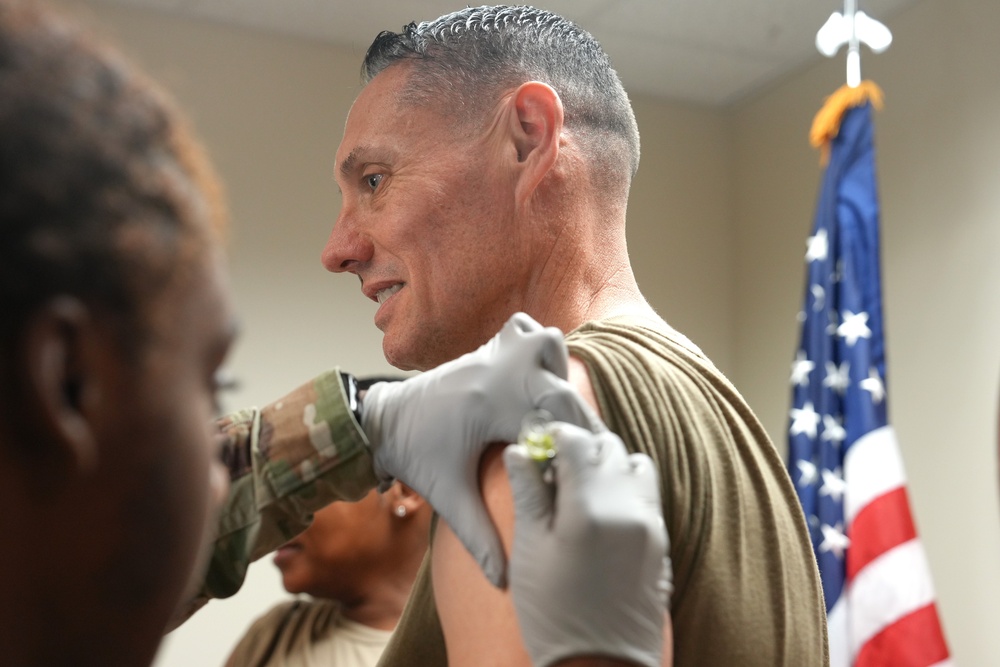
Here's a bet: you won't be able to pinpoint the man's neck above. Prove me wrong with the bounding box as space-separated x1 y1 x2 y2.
522 251 660 335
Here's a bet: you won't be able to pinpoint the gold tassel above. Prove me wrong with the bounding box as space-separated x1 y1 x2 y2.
810 81 884 164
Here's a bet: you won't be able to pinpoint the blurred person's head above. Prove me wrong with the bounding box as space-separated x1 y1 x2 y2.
273 483 431 629
0 1 236 665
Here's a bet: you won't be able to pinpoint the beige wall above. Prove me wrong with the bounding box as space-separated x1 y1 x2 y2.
732 0 1000 664
61 0 1000 664
630 98 736 373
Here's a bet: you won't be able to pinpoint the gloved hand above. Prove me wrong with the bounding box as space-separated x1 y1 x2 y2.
360 312 603 587
504 423 672 667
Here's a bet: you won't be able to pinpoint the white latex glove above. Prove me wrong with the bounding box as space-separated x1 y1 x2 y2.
504 423 672 667
360 312 604 587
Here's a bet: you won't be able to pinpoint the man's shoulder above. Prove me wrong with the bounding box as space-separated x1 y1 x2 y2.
566 314 714 377
564 313 767 456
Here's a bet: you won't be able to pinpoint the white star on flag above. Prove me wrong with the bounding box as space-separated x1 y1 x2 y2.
811 284 826 311
806 228 828 262
819 468 847 502
860 366 886 404
789 401 821 439
826 310 839 336
823 361 851 394
787 95 952 664
819 522 850 560
837 310 872 346
790 351 815 387
796 459 819 487
821 414 846 444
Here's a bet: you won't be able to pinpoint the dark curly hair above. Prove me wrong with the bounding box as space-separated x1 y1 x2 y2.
0 0 225 359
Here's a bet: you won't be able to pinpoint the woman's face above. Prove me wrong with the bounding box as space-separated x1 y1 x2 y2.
273 488 398 600
98 246 237 617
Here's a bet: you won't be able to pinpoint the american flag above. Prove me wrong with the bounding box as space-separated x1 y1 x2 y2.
787 84 952 667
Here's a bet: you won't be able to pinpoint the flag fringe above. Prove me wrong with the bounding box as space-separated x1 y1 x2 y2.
810 81 885 165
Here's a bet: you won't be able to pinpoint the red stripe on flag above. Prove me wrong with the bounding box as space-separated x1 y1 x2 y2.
854 603 950 667
846 486 917 581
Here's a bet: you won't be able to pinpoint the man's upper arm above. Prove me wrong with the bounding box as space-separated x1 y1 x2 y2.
431 356 673 667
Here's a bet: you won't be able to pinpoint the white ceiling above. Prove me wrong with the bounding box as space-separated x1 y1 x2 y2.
92 0 921 106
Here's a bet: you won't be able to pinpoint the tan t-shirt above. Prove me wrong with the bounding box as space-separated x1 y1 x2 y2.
378 316 829 667
227 599 393 667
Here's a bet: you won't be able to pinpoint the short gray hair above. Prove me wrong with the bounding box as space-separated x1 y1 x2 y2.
362 5 640 183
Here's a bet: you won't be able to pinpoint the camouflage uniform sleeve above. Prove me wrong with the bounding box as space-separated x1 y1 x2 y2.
168 368 379 630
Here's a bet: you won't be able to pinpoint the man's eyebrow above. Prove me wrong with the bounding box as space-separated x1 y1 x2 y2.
338 146 397 179
339 148 363 178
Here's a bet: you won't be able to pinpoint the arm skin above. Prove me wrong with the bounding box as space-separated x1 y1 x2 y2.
432 357 674 667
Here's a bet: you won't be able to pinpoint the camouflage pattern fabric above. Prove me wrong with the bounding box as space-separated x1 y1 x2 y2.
169 369 378 629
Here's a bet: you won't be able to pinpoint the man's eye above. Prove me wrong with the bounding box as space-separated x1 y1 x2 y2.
365 173 384 191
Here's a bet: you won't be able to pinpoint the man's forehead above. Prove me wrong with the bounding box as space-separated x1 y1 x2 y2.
348 65 407 121
336 74 403 160
337 99 442 170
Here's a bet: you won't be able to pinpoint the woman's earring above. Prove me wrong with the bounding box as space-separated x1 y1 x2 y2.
395 505 407 518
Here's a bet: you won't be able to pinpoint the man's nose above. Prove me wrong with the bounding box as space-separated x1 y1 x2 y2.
321 209 373 274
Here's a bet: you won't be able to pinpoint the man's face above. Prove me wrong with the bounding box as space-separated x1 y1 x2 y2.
323 65 530 371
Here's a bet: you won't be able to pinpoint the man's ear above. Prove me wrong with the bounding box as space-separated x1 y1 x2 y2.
505 81 564 203
15 297 102 477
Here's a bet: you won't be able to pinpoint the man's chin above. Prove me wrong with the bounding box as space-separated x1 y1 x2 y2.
381 336 422 372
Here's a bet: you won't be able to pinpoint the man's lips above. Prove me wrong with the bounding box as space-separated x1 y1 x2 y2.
362 280 405 305
375 283 403 305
